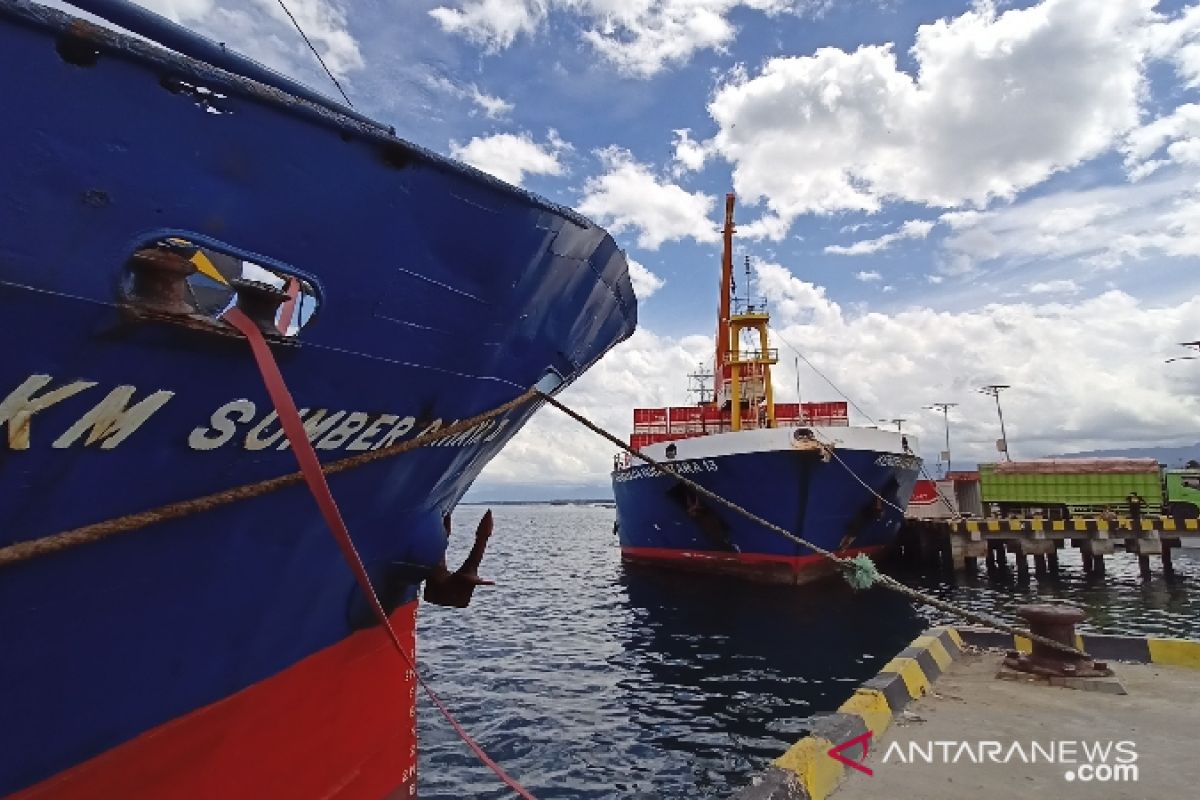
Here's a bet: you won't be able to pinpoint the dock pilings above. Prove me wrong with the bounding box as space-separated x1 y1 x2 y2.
896 516 1197 578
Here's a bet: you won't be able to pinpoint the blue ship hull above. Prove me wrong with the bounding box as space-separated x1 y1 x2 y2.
0 1 635 796
612 429 920 583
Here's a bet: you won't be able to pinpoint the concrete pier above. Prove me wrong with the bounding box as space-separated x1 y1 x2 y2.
834 651 1197 800
735 627 1200 800
897 516 1199 578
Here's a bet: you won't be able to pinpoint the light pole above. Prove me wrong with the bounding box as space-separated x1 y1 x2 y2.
924 402 958 476
889 418 906 432
978 385 1012 461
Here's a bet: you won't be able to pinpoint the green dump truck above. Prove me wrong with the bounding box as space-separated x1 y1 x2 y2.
979 459 1200 518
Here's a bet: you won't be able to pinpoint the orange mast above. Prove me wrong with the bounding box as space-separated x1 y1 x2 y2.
714 193 735 398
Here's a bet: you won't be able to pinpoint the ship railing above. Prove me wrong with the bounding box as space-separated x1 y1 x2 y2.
727 348 779 364
732 297 769 316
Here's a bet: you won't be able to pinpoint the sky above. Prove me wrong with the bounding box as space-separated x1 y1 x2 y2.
105 0 1200 497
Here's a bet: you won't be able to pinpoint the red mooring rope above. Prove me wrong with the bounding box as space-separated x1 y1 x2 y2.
224 308 538 800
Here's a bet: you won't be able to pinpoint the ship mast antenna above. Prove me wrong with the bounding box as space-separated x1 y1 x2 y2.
687 362 715 404
715 193 736 399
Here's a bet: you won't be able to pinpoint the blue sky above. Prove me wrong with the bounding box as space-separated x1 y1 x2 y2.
119 0 1200 496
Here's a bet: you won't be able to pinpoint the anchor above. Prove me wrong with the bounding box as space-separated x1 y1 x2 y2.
424 509 496 608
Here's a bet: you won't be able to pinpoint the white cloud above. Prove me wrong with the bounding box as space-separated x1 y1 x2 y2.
423 75 514 119
1123 103 1200 179
1146 3 1200 87
671 129 711 173
855 270 883 282
449 130 569 186
755 261 1200 465
627 257 666 300
468 87 515 119
475 266 1200 491
428 1 812 77
578 148 720 249
136 0 364 80
707 0 1158 236
826 219 934 255
940 172 1200 272
1027 279 1081 294
427 0 546 51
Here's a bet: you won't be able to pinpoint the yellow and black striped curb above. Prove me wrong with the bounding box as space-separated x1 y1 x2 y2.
956 628 1200 669
949 517 1199 534
733 627 963 800
733 626 1200 799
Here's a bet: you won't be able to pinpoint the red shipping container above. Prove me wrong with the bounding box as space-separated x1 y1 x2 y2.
776 403 800 419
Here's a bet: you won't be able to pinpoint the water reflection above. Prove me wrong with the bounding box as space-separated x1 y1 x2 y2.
419 507 1200 799
610 567 927 794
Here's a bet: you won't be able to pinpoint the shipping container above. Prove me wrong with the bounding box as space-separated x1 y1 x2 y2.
775 402 800 420
633 407 668 434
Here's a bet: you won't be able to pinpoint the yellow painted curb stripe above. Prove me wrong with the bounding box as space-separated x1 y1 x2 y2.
879 657 931 699
911 636 952 671
943 627 965 648
839 688 892 735
774 736 843 800
1148 638 1200 669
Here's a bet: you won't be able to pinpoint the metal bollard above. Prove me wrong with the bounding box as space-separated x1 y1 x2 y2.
1003 604 1111 678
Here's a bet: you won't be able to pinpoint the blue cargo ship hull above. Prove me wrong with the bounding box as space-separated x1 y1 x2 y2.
0 1 635 796
612 427 920 583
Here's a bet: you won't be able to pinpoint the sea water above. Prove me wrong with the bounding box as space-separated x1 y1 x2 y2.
417 504 1200 799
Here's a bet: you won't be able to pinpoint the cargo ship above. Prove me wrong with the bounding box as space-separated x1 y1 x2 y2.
0 1 636 797
610 195 920 583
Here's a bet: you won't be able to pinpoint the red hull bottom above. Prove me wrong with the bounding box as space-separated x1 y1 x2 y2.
10 603 419 800
620 546 887 584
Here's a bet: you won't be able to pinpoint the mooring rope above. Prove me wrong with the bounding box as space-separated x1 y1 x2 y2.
0 387 540 568
538 391 1090 659
226 308 538 799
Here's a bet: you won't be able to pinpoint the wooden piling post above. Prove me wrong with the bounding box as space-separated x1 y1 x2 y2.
1012 542 1029 579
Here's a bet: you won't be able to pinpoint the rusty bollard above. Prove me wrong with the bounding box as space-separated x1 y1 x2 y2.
230 278 289 335
1003 604 1111 678
127 248 196 315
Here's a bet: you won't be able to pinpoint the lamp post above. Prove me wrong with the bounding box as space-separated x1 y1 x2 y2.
924 402 958 476
978 385 1012 461
889 418 906 432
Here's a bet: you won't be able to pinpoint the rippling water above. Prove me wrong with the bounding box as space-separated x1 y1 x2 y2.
417 504 1200 799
